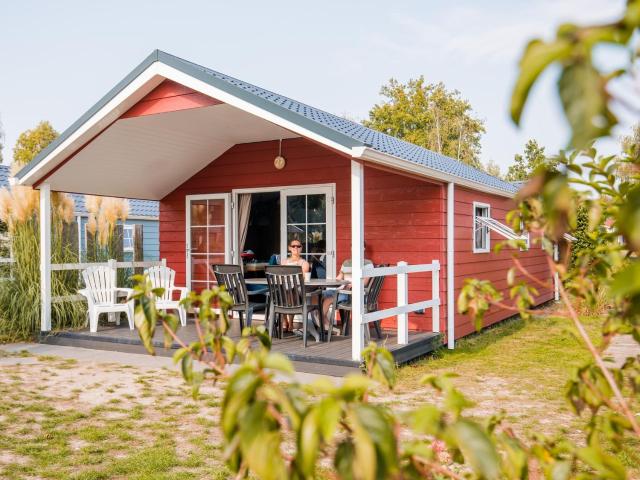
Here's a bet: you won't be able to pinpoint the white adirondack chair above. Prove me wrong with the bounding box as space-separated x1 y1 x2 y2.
145 265 188 326
79 265 134 333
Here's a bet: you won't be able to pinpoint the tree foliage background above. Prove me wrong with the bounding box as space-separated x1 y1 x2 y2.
12 121 58 168
363 77 486 169
505 139 550 181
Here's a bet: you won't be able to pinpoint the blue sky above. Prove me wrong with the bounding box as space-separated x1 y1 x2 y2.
0 0 631 173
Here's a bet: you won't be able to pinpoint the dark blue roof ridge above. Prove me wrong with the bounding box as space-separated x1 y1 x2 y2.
159 51 516 194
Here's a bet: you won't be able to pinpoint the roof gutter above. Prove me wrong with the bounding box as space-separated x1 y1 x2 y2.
351 146 515 199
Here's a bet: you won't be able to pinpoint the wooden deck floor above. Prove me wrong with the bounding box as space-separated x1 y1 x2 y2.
41 320 442 375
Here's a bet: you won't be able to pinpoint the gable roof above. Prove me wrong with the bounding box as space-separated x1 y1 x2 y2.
0 164 158 219
168 54 518 195
15 50 518 196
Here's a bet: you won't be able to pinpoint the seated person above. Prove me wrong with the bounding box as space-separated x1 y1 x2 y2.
280 238 310 332
322 242 373 328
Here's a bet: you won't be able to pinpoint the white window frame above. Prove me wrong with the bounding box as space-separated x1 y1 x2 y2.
123 224 135 253
231 183 336 279
185 193 232 291
473 202 491 253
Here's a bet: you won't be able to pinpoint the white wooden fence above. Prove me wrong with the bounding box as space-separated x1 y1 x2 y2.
358 260 440 352
49 258 166 304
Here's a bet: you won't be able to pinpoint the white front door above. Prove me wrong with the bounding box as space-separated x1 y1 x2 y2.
185 194 231 291
280 186 335 279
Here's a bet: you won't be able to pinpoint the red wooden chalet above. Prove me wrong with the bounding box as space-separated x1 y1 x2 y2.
16 51 553 366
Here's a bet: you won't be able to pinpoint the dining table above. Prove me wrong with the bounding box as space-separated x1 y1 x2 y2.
245 277 348 288
245 277 349 341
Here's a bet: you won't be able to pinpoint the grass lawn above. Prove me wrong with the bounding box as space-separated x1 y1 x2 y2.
0 353 230 479
394 311 597 437
0 308 637 478
393 309 639 472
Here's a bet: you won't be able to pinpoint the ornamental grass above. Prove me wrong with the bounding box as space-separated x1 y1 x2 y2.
0 185 85 341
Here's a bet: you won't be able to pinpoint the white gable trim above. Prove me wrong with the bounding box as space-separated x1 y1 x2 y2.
154 63 354 157
17 61 354 188
17 58 516 199
18 64 167 186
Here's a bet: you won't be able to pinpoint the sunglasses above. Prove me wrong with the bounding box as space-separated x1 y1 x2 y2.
289 244 302 249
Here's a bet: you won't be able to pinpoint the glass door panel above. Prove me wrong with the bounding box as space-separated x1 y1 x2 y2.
281 188 333 279
187 195 230 291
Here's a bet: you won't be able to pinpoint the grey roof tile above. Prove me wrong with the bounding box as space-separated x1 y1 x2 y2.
15 50 517 195
170 53 518 195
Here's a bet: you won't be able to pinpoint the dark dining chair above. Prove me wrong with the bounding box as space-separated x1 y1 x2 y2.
328 265 387 343
265 265 321 347
212 264 267 331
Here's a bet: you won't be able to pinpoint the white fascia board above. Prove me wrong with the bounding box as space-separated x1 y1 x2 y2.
154 64 354 157
18 64 167 187
351 146 514 198
18 61 354 188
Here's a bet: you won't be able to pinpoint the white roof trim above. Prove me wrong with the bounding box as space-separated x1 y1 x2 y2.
16 57 515 198
17 61 354 188
18 64 166 186
155 64 354 157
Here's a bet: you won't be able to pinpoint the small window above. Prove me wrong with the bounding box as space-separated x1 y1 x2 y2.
473 202 490 253
123 225 134 252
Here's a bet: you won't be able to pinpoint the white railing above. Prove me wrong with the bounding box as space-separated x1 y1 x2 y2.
51 258 166 271
360 260 440 346
49 258 166 303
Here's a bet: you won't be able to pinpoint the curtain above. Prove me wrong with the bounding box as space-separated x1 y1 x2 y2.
238 194 252 253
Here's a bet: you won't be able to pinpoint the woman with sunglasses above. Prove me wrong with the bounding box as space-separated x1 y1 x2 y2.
280 238 310 332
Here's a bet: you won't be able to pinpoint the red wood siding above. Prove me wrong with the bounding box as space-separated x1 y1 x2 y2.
363 170 446 332
160 138 350 286
122 79 222 118
451 186 554 339
159 136 552 337
159 137 446 332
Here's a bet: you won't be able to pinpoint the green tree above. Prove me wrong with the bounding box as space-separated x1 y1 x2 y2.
505 139 550 181
569 204 596 268
363 77 485 168
13 120 58 167
484 159 502 178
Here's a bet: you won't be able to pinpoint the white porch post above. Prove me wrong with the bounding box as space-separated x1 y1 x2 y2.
431 259 440 333
397 261 409 344
447 182 455 349
40 183 52 332
351 160 365 361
